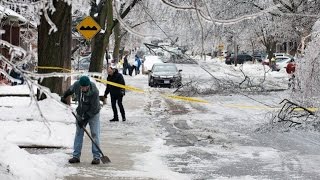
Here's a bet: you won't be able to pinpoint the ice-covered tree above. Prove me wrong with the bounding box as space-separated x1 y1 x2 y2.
88 0 141 72
294 19 320 107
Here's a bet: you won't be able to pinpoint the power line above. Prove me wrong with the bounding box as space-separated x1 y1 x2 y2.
139 3 176 44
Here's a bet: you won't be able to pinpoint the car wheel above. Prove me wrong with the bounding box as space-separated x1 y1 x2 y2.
149 79 154 87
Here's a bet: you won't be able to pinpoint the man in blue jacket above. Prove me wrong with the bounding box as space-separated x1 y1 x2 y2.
104 66 126 122
61 76 101 165
134 54 142 75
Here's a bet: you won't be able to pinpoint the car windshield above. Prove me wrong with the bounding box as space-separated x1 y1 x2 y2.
153 65 177 72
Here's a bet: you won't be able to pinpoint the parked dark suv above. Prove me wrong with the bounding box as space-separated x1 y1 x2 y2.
225 54 253 64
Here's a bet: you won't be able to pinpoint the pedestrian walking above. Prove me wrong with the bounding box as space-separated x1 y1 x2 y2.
122 54 129 75
104 66 126 122
61 76 102 165
134 54 142 75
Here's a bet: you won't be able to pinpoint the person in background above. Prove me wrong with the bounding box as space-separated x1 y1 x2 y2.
134 55 142 75
104 66 126 122
270 54 277 71
286 58 296 74
131 58 137 76
105 50 109 66
286 58 296 90
122 54 129 75
61 76 102 165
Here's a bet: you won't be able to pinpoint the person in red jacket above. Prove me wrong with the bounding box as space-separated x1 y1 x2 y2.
286 58 296 74
286 58 296 90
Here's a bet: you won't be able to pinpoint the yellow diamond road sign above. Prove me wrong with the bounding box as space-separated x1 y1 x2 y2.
76 16 101 40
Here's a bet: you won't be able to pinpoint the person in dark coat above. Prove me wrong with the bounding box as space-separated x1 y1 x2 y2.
61 76 101 165
122 54 129 75
104 66 126 122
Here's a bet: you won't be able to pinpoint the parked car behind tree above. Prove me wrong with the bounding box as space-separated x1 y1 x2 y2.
275 57 293 71
225 54 253 64
73 53 111 70
252 53 267 62
262 53 292 66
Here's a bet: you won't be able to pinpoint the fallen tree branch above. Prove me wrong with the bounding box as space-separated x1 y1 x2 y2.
276 99 316 127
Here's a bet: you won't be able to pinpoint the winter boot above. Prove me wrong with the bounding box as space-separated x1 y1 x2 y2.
109 118 119 122
68 157 80 164
91 158 100 165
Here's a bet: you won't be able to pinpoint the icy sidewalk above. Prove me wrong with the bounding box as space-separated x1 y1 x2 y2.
63 122 152 180
63 88 185 180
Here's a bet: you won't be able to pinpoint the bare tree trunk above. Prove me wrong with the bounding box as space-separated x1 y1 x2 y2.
194 0 205 61
266 39 276 62
89 33 106 72
251 38 255 54
89 0 113 72
37 0 71 99
88 0 140 72
113 22 121 64
234 36 238 66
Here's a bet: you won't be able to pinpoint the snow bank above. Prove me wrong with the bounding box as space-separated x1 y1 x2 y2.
0 140 75 180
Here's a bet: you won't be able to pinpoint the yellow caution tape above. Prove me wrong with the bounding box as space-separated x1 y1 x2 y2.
95 78 208 103
223 104 318 112
291 107 318 112
30 66 319 109
223 104 278 110
164 94 209 104
36 66 72 72
95 78 145 93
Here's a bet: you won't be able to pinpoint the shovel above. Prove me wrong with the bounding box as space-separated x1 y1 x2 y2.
72 112 111 164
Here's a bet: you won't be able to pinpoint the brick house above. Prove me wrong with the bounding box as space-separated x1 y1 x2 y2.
0 5 27 82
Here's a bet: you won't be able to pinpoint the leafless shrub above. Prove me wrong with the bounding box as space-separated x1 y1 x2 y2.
256 99 319 133
276 99 317 127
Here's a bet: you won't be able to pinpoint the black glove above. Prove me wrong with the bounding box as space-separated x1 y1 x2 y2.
75 114 88 127
83 114 90 121
77 119 88 127
61 97 67 104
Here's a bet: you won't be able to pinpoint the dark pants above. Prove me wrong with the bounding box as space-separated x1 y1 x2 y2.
123 64 129 75
111 95 125 120
135 66 140 75
129 65 135 76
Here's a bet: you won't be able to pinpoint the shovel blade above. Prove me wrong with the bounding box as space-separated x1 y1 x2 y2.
101 156 111 164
